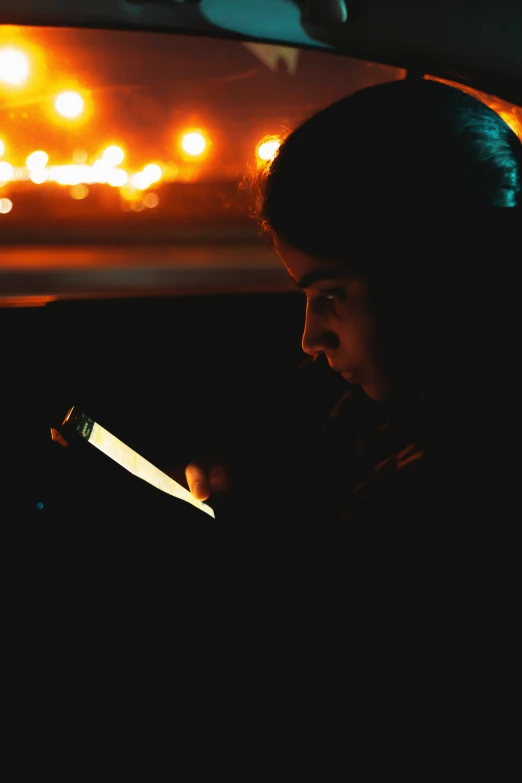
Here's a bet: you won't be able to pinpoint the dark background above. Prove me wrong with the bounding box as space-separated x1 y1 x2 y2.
3 292 345 531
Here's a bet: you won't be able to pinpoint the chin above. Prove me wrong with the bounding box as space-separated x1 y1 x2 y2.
361 383 389 402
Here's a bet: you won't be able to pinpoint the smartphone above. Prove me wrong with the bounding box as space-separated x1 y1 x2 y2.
51 406 215 519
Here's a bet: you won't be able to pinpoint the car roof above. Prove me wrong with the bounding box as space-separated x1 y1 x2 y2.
1 0 521 105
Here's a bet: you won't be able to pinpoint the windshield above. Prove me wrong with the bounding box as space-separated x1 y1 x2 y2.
0 26 406 244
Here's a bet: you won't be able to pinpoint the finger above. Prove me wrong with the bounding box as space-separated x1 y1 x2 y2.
185 462 211 501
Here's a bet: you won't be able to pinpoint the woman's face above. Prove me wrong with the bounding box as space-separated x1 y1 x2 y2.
273 234 390 401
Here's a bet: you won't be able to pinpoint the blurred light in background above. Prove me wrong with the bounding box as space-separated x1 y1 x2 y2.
0 47 29 86
131 172 149 190
256 137 281 162
55 91 85 119
131 164 162 190
73 148 88 164
92 159 111 182
120 184 137 201
0 198 13 214
102 145 125 166
107 168 128 187
26 150 49 170
0 140 5 158
29 169 47 184
181 131 206 156
142 163 162 183
70 184 89 200
143 192 159 208
0 161 14 182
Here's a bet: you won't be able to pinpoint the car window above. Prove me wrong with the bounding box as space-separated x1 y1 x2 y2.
1 26 520 306
0 26 404 243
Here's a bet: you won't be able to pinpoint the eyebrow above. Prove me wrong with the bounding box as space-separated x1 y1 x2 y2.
293 268 346 290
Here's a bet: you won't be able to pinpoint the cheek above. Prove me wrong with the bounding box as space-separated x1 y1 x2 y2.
337 308 377 361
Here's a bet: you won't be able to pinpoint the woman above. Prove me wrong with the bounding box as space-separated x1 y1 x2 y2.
187 78 522 536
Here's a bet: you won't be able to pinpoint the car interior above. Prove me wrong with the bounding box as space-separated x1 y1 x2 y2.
1 1 521 537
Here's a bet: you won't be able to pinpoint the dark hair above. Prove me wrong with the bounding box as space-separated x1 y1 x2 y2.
253 79 522 262
250 79 522 394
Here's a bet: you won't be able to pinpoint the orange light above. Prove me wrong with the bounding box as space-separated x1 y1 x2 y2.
181 131 206 156
499 111 522 139
91 159 112 183
0 47 29 86
130 172 149 190
102 145 125 166
143 192 160 209
107 168 128 187
55 91 85 119
73 148 88 164
131 164 162 190
0 197 13 214
0 161 14 182
70 184 89 200
120 184 138 201
29 169 47 184
26 150 49 170
142 163 162 183
256 137 281 162
0 140 5 158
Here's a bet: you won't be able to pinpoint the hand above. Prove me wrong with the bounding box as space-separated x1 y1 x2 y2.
185 452 231 501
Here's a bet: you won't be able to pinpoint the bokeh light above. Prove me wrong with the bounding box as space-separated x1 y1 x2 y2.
256 137 281 162
107 168 128 187
91 159 116 183
0 48 30 86
143 192 160 208
73 148 88 164
131 164 162 190
70 184 89 200
131 172 150 190
120 184 138 201
142 163 162 183
102 145 125 166
26 150 49 170
55 91 85 119
0 198 13 214
29 169 47 184
181 132 206 156
0 161 14 182
0 140 5 158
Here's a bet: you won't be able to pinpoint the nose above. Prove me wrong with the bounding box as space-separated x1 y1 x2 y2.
301 302 339 356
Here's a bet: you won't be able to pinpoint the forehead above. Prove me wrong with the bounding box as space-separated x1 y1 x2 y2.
272 234 347 287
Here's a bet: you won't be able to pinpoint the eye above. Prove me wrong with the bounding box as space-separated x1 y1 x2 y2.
302 286 346 311
317 288 344 305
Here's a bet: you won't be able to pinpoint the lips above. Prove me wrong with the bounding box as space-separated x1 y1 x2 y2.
327 359 356 378
330 364 353 374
